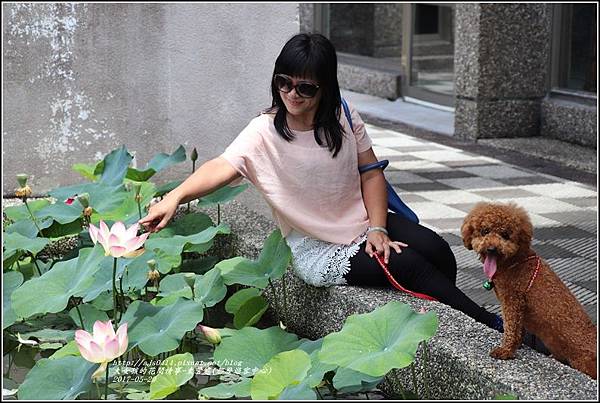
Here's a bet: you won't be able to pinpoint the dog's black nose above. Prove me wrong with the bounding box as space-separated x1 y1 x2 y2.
487 247 497 254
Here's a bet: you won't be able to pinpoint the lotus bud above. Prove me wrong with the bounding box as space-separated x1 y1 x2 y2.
196 324 221 345
77 193 90 208
16 174 29 187
191 148 198 162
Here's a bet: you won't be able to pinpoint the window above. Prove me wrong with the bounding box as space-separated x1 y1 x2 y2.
553 3 597 94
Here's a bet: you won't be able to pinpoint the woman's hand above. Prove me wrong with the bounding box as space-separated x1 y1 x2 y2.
138 195 180 233
365 231 408 264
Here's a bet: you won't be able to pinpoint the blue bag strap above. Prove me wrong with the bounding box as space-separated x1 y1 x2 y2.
358 159 389 174
341 97 353 132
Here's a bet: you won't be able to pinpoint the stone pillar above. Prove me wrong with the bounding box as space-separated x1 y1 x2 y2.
454 3 552 140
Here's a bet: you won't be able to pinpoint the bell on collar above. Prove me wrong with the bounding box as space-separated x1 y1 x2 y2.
483 280 494 290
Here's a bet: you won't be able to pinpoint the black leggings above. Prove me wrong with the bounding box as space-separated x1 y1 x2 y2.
345 212 499 329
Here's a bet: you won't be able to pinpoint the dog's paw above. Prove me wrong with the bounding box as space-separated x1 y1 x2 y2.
490 346 515 360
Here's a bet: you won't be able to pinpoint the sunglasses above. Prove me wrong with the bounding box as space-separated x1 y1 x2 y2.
274 74 320 98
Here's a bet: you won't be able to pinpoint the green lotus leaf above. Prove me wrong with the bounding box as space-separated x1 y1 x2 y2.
18 356 96 400
148 352 195 399
68 303 109 331
48 182 128 215
144 224 230 274
278 383 318 400
198 377 251 399
36 202 82 224
296 339 338 389
216 229 291 288
233 295 269 329
318 301 438 377
90 291 113 311
78 254 129 303
3 271 24 329
99 145 134 186
12 245 108 319
3 199 50 221
225 287 262 314
96 181 156 225
3 232 50 267
49 340 81 360
178 256 219 275
194 268 227 308
332 367 383 393
213 326 301 377
72 162 99 180
5 217 54 238
154 212 214 238
119 299 204 356
250 349 312 400
159 273 195 300
197 184 249 207
127 145 186 182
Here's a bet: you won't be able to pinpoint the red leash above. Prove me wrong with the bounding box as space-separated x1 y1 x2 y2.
374 253 438 301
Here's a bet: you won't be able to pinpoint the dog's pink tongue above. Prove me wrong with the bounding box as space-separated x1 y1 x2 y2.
483 255 497 279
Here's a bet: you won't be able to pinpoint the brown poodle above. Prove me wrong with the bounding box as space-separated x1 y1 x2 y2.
461 202 597 379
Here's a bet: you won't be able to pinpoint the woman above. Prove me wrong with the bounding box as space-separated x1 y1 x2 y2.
139 33 546 351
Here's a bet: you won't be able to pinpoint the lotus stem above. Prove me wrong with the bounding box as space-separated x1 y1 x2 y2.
217 204 221 225
315 387 323 400
74 302 85 329
29 252 42 276
112 258 118 327
137 201 142 221
24 200 44 237
105 363 109 400
119 274 125 322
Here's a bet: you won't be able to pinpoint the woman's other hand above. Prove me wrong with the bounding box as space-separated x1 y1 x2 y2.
365 231 408 264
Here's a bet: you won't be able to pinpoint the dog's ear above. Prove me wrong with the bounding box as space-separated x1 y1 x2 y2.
461 214 475 250
511 203 533 247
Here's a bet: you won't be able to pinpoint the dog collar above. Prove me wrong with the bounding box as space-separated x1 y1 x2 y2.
482 254 539 292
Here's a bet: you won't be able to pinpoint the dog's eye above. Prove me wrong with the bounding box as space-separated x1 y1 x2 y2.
480 228 490 236
501 231 511 240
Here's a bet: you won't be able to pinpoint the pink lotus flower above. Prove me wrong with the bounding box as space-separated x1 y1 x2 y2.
75 320 128 380
89 220 149 258
65 196 76 205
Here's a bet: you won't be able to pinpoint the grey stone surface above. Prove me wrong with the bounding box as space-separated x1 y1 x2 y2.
338 60 401 100
455 98 541 140
454 4 552 141
541 97 597 148
3 3 299 195
220 200 597 400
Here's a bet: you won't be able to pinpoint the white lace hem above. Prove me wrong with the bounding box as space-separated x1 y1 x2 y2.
286 229 368 287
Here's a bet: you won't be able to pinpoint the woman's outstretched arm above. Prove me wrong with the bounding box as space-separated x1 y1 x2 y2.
139 156 241 232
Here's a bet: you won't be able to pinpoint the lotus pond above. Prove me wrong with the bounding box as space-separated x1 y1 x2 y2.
3 145 439 400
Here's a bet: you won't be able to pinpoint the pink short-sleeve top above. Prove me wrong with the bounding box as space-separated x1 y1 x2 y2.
221 101 372 245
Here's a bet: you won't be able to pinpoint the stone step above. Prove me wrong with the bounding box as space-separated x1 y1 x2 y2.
412 54 454 72
412 40 454 57
338 53 402 100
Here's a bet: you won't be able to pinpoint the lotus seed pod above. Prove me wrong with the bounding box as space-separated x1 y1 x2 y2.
16 174 29 187
191 148 198 162
147 269 160 281
83 207 93 217
147 259 157 271
77 193 90 208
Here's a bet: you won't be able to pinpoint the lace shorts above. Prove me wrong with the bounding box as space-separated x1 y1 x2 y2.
285 229 369 287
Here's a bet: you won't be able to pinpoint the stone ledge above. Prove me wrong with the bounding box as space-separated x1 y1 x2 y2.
219 199 597 400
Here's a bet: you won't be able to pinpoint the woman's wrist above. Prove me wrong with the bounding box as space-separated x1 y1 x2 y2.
367 226 388 236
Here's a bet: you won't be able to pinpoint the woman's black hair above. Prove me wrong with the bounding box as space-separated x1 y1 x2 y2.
268 33 344 158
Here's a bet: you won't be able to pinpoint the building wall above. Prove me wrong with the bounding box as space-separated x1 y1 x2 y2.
3 3 299 195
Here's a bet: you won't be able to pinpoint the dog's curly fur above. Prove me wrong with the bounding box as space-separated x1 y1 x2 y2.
461 202 597 379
